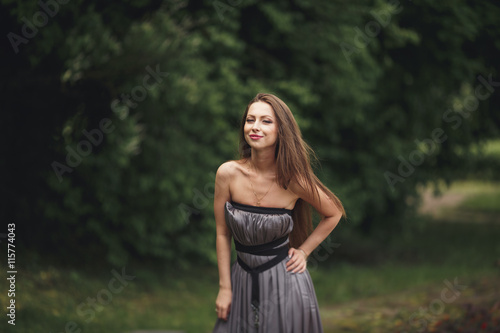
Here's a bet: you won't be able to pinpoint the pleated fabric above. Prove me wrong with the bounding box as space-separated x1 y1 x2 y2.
212 201 323 333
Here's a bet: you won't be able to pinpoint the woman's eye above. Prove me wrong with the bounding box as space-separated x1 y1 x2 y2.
263 120 272 124
246 118 254 123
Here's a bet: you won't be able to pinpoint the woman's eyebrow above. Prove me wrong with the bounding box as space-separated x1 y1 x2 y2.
247 114 274 119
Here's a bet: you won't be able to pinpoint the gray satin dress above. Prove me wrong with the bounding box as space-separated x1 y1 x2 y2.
212 201 323 333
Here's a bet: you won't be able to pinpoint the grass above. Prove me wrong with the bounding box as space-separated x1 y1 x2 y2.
1 180 499 333
2 263 220 333
461 192 500 213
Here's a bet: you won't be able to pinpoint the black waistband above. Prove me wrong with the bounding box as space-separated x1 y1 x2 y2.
234 235 289 256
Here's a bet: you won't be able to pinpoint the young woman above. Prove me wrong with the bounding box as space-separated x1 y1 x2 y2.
212 93 345 333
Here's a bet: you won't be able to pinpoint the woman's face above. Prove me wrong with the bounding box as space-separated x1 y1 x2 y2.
244 101 279 150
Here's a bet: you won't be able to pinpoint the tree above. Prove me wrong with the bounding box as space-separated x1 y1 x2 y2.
2 0 499 266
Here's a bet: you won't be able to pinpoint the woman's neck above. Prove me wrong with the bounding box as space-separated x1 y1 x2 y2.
249 147 276 175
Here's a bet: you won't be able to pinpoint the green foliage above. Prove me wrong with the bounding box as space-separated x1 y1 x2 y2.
2 0 500 266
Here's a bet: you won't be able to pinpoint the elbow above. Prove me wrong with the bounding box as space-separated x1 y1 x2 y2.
326 214 342 231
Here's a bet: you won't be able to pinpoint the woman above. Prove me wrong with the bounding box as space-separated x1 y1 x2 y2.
212 93 345 333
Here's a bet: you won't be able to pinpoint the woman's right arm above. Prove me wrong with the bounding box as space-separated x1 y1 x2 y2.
214 162 233 321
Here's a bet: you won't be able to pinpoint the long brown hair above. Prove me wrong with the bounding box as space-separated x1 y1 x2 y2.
238 93 346 248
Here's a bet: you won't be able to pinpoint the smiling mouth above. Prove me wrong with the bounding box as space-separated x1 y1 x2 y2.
249 135 263 139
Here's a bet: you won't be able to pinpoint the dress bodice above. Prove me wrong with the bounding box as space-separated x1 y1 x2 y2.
225 201 294 247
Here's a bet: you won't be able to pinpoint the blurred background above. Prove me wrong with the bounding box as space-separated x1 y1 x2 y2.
1 0 499 332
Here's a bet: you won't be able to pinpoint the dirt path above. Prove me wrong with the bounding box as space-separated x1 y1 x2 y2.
418 181 500 223
419 190 467 216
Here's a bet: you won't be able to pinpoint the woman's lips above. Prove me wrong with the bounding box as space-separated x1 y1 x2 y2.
249 135 263 140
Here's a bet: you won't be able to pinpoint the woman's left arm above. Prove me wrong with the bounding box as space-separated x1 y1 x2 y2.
286 180 343 273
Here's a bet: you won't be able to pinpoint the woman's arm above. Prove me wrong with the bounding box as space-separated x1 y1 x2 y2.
286 179 343 273
214 162 233 320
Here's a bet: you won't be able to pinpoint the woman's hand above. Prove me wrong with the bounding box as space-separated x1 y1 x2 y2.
286 247 308 274
215 287 232 321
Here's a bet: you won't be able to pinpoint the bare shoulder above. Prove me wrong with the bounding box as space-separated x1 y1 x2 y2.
217 160 237 176
216 160 246 182
287 174 340 217
216 161 233 177
287 174 327 204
